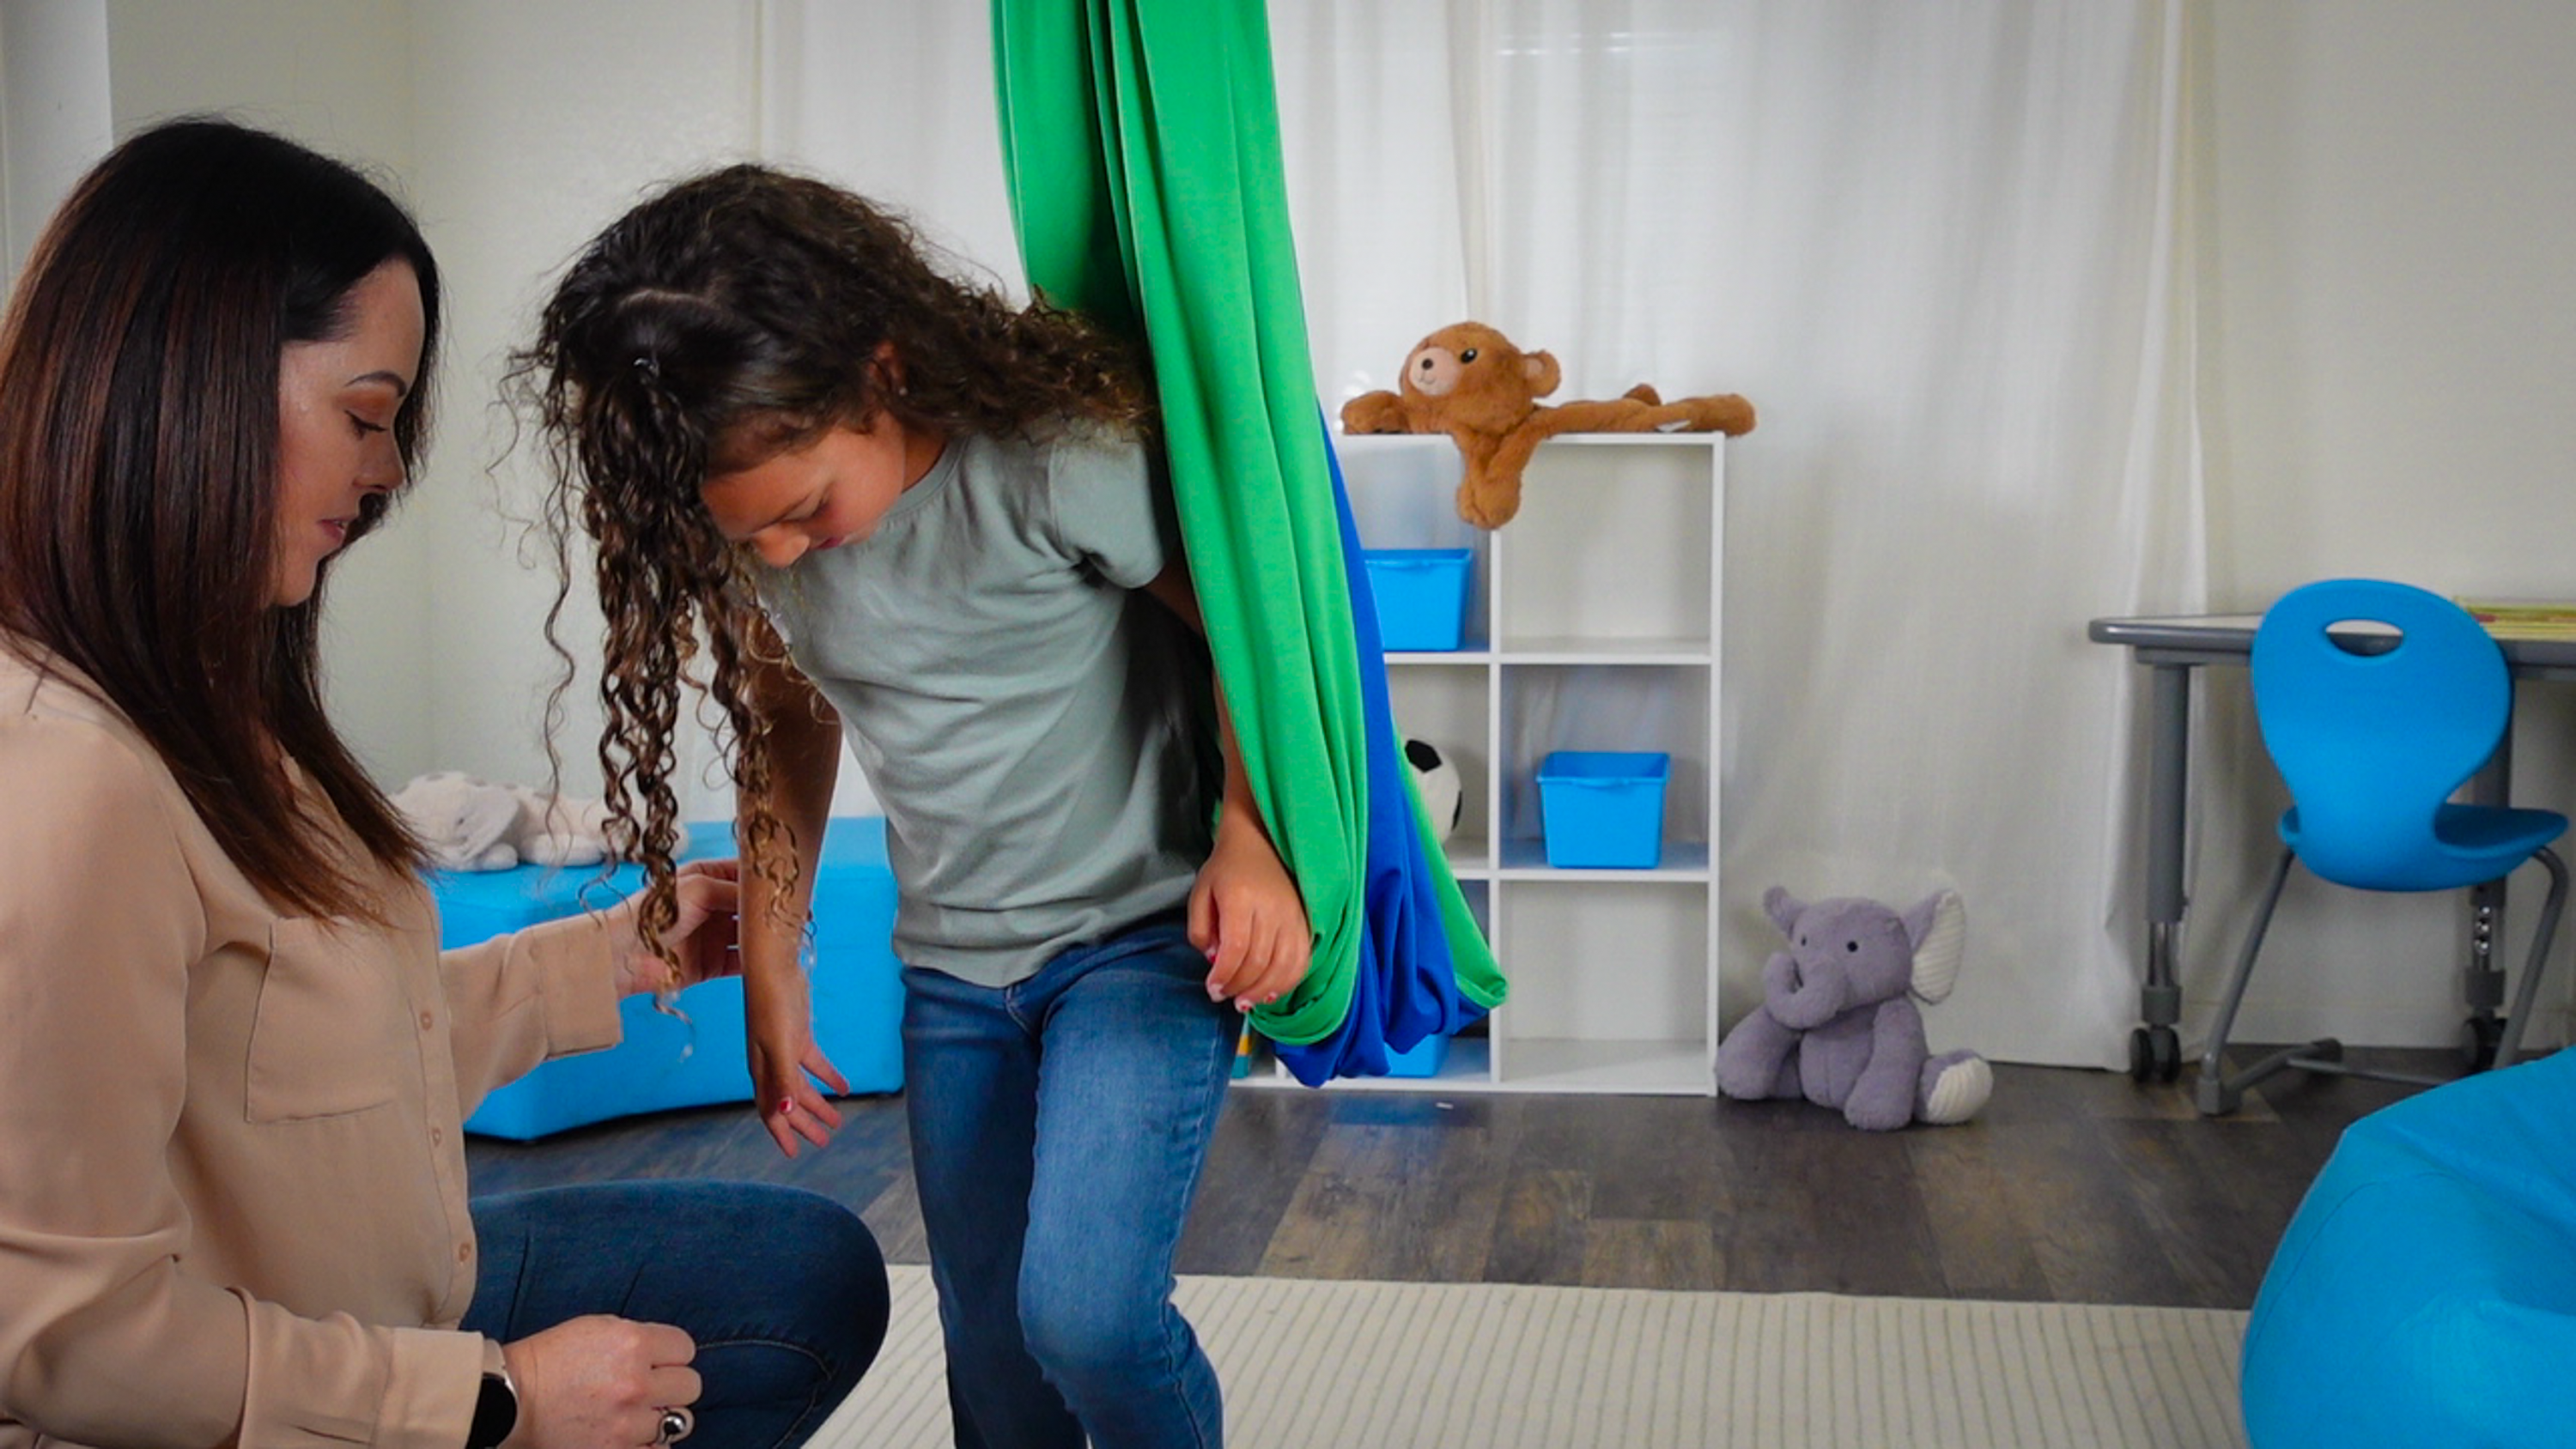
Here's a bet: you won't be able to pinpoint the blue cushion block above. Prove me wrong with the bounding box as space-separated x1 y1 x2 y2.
2241 1046 2576 1448
443 817 903 1140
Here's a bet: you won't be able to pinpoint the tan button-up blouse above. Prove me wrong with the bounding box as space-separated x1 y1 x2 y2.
0 644 625 1447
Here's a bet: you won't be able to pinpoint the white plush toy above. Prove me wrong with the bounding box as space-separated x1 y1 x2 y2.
501 784 617 869
392 771 617 872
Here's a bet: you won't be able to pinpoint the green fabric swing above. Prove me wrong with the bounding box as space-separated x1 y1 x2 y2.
989 0 1502 1064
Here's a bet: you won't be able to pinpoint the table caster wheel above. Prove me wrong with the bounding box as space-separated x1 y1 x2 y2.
2130 1026 2182 1083
2464 1015 2503 1072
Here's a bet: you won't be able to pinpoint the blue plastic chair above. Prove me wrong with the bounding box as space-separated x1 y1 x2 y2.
2196 579 2569 1115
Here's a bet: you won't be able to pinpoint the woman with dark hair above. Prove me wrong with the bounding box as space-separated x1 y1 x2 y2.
0 120 885 1449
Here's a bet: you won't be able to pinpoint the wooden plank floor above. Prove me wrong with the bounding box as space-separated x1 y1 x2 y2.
464 1047 2453 1311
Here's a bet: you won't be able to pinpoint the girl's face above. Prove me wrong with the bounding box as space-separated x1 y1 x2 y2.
271 259 424 608
701 412 941 569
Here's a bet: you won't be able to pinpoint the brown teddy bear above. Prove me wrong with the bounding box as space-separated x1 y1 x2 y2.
1340 321 1756 528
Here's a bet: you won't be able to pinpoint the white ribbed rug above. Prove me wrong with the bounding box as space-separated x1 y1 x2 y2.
808 1266 2248 1449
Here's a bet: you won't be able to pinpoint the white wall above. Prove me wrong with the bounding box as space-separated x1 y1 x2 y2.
2201 2 2576 601
104 0 428 782
400 2 760 813
2 0 112 285
98 0 763 811
2194 0 2576 1047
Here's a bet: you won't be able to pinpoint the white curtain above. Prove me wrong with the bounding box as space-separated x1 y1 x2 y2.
764 0 2204 1069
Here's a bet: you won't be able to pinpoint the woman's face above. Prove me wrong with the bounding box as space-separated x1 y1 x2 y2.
270 259 425 609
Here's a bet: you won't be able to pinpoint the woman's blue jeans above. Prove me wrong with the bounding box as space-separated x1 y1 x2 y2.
465 1179 889 1448
903 914 1239 1449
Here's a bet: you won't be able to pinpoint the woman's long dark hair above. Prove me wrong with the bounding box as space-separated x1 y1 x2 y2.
514 164 1151 943
0 117 442 919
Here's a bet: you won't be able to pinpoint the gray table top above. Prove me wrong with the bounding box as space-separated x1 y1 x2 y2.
2089 612 2576 676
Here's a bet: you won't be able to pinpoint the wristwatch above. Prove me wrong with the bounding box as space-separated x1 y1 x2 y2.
465 1361 517 1449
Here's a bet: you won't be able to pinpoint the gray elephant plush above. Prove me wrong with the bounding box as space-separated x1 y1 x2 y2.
1716 886 1993 1130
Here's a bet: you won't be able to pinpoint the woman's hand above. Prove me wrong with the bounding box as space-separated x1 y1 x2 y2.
611 860 741 997
501 1317 697 1449
744 959 847 1160
1190 816 1312 1012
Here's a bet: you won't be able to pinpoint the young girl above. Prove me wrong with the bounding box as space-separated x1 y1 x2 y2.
523 165 1312 1448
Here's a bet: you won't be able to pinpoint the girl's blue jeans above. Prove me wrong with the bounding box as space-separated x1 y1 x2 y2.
465 1179 889 1448
903 913 1239 1449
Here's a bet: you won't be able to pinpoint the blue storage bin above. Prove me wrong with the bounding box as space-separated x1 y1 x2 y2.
1537 751 1672 869
1363 548 1473 652
1383 1032 1449 1078
447 816 903 1139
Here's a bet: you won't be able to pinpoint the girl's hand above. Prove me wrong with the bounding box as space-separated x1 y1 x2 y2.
501 1316 697 1449
1189 820 1312 1012
743 961 847 1159
1134 563 1311 1011
611 860 741 997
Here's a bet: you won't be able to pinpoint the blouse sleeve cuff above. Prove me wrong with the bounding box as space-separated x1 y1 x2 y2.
522 912 625 1057
371 1325 489 1449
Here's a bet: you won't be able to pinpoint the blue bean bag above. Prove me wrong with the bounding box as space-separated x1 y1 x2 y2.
441 816 903 1139
2242 1045 2576 1448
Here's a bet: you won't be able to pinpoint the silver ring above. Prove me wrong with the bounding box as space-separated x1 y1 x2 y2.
655 1406 695 1445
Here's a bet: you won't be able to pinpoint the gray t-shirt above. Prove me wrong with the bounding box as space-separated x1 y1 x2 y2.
756 426 1214 987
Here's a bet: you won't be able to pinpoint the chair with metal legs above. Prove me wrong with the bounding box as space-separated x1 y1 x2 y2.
2196 578 2568 1117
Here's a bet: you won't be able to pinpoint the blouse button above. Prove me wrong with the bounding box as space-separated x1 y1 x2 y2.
457 1242 472 1264
419 1010 434 1032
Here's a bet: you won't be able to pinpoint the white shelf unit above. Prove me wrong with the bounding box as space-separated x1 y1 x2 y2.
1248 432 1724 1095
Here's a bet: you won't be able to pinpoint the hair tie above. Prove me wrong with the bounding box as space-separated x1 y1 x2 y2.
632 354 661 380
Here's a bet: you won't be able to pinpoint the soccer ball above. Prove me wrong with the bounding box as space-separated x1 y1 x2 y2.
1403 737 1464 846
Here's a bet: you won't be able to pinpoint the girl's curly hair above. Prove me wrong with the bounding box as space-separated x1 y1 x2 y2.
513 163 1152 955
